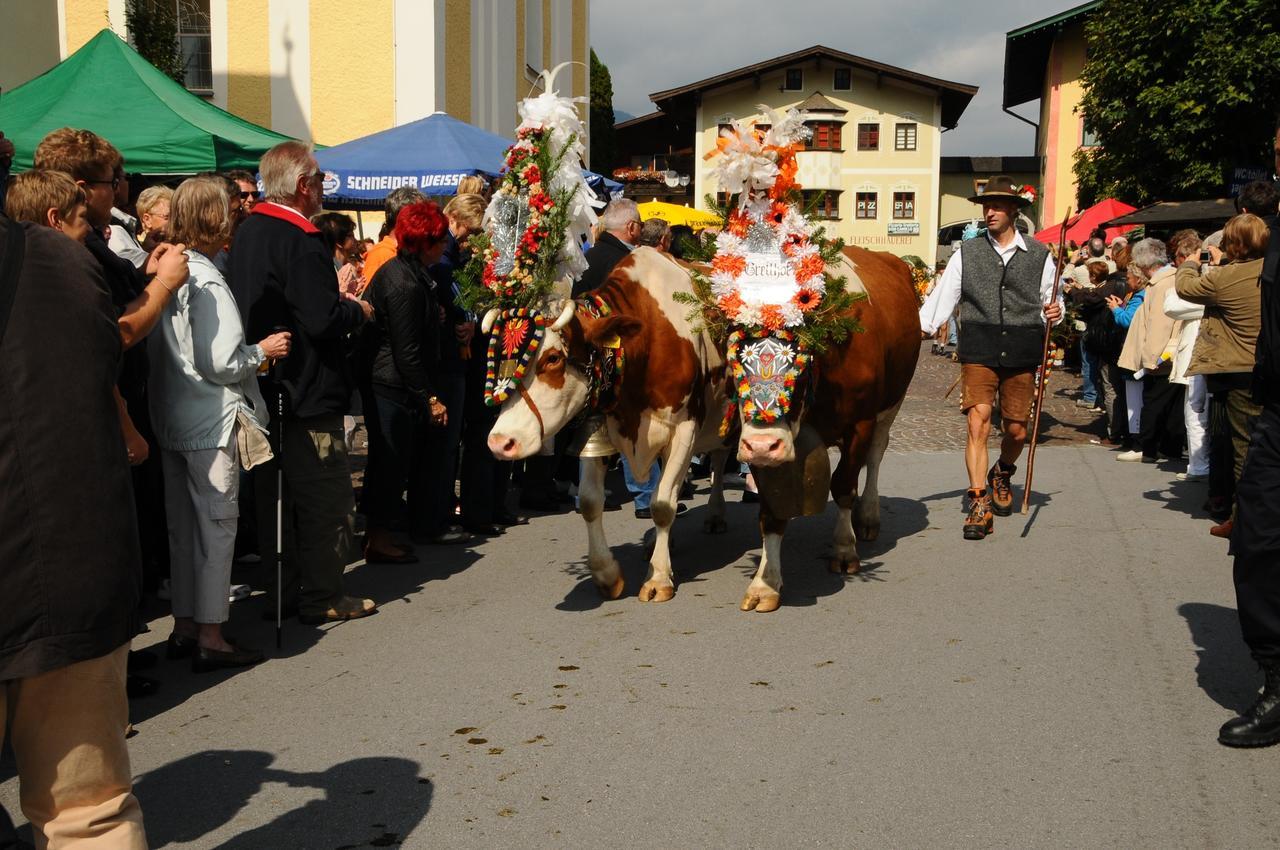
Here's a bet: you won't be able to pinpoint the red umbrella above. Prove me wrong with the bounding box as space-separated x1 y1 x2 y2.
1034 198 1137 245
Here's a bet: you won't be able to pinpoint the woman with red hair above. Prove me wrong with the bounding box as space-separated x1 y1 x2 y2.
360 201 456 561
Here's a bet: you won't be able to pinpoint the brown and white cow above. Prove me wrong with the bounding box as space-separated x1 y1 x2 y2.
735 246 921 612
486 246 732 602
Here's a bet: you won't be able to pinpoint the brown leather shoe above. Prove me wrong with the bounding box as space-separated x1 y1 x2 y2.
299 596 379 625
986 462 1016 516
963 488 994 540
1209 519 1234 539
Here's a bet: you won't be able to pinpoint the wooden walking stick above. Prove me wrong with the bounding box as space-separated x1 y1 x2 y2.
1021 209 1072 514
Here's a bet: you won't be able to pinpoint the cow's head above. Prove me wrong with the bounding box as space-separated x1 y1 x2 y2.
485 300 643 459
731 330 815 466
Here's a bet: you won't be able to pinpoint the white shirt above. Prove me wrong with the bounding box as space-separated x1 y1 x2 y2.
919 230 1062 334
108 207 149 269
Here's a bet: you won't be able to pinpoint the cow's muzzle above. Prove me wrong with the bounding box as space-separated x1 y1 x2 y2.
488 432 525 460
738 434 795 466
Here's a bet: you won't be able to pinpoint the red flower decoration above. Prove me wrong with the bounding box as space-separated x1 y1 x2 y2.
792 289 820 312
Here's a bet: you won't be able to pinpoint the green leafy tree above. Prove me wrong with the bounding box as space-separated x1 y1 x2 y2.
589 49 617 172
1074 0 1280 205
125 0 184 84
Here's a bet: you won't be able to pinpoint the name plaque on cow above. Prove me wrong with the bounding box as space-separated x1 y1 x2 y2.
736 251 798 306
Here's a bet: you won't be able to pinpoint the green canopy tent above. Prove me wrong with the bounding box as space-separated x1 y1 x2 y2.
1 28 296 174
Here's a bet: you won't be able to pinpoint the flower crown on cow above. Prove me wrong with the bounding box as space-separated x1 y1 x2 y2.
456 63 603 405
675 105 861 354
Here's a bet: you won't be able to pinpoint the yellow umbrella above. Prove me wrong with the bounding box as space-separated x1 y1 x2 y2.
637 201 723 230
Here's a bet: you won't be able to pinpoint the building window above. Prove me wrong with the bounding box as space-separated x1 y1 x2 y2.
752 123 771 138
1081 120 1100 147
717 122 734 138
806 122 842 151
857 123 879 151
893 191 915 219
802 190 840 220
973 178 989 196
833 68 851 90
177 0 212 93
784 68 803 90
894 123 917 151
524 0 543 73
855 192 877 219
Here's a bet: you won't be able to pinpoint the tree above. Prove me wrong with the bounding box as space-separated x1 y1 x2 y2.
589 49 617 173
125 0 184 84
1074 0 1280 205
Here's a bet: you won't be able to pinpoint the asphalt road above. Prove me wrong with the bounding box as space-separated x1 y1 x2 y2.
2 441 1271 849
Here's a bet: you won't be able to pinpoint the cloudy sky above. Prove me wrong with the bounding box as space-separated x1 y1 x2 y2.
590 0 1070 156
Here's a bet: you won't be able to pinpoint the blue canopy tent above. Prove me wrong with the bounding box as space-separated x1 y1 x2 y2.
315 111 621 210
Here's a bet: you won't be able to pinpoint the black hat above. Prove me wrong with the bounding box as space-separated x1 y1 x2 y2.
970 175 1034 207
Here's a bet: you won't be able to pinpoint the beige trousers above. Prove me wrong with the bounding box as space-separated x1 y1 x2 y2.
0 644 147 849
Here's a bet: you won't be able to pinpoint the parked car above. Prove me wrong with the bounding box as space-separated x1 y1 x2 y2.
936 213 1035 264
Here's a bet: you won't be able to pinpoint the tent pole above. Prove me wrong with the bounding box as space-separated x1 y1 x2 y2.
356 209 365 240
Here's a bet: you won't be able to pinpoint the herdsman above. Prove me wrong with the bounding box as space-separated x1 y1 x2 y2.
919 176 1063 539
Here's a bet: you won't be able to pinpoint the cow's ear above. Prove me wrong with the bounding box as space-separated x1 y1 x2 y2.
582 314 643 349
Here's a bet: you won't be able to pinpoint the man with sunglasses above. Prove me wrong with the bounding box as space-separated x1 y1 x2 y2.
225 168 261 212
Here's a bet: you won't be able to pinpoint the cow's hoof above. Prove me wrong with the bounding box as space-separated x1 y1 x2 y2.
830 557 861 575
638 580 675 603
702 515 728 534
739 590 781 613
597 573 625 600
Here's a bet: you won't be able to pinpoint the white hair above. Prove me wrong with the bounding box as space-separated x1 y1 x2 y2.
260 140 316 202
599 198 640 233
1130 237 1168 271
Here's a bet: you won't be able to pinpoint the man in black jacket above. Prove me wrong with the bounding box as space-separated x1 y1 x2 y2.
1219 120 1280 747
572 198 640 297
0 217 148 846
229 141 378 626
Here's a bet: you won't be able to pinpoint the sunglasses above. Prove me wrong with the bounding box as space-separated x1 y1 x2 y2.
239 190 261 200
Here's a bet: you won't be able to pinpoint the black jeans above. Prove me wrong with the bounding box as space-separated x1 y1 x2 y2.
459 364 511 524
363 391 426 531
1138 373 1184 459
1233 402 1280 661
409 370 465 537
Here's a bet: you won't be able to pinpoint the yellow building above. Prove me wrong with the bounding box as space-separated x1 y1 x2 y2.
0 0 590 150
1003 1 1101 229
645 45 976 265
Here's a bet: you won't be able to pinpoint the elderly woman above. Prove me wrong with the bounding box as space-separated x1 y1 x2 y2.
361 201 452 560
1176 213 1269 537
135 184 172 249
149 175 291 672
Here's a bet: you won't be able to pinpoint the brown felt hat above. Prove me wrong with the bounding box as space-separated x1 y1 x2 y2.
969 174 1033 207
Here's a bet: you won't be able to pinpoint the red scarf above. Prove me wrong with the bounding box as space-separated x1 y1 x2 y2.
251 202 319 234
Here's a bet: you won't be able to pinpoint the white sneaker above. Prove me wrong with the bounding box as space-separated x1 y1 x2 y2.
229 584 252 603
1176 472 1207 481
1116 450 1145 462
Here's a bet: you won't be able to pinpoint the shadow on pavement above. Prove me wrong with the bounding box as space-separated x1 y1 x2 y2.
131 750 430 849
1143 480 1214 520
126 543 484 727
1178 602 1258 713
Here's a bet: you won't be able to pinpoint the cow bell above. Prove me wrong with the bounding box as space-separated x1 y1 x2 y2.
749 424 831 520
569 415 618 458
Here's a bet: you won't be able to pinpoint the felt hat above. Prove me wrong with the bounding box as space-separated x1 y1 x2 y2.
970 175 1035 207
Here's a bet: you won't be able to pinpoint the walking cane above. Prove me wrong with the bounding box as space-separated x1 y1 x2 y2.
1021 209 1073 514
271 331 289 649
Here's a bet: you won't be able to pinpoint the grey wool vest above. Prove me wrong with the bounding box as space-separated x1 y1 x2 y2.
957 236 1049 368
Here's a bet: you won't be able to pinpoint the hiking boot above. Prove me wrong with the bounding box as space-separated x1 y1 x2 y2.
1219 662 1280 747
987 462 1016 517
963 488 994 540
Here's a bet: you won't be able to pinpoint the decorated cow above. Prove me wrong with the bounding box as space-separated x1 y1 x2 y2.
694 107 920 613
457 68 732 603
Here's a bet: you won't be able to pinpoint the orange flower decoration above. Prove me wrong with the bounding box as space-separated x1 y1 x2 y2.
795 253 826 283
769 201 790 224
718 291 745 315
712 253 747 276
760 305 784 331
792 289 820 312
726 209 750 237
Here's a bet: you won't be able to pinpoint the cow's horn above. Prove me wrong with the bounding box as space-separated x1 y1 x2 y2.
549 300 576 331
481 307 501 334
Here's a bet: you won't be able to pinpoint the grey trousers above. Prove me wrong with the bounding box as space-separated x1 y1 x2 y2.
162 440 240 624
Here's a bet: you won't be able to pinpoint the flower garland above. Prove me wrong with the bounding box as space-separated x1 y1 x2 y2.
701 108 830 332
484 307 547 406
580 294 625 412
1015 184 1037 205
